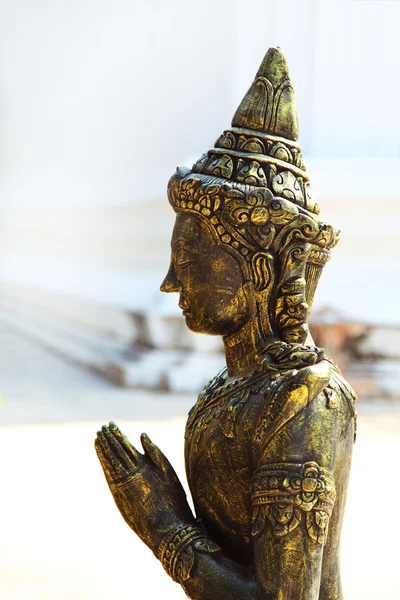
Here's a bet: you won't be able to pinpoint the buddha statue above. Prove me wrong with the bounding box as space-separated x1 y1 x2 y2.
95 47 357 599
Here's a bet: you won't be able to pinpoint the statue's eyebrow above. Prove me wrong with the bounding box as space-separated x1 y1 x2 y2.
172 238 197 253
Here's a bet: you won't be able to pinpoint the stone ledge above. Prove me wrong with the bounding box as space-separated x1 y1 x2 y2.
1 281 399 398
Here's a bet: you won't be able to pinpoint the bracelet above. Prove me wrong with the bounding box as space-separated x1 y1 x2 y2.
158 524 220 582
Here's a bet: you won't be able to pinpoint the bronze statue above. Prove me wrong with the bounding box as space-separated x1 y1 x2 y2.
95 47 357 599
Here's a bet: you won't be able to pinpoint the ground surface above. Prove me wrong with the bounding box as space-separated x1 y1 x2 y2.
1 325 399 599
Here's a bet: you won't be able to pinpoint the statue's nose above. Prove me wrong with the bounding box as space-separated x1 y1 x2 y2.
160 263 180 293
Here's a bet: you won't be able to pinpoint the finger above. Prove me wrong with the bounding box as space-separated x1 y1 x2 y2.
102 425 135 470
95 439 127 507
109 421 141 464
95 433 120 479
140 432 171 475
96 431 129 479
95 437 120 482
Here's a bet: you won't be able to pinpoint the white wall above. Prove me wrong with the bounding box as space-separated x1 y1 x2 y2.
0 0 235 207
1 0 399 209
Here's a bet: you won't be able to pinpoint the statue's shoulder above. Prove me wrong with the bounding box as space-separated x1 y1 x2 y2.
252 359 347 449
322 357 358 433
252 358 331 406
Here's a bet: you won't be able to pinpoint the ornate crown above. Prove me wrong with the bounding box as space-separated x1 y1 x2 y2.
192 47 316 215
167 47 339 350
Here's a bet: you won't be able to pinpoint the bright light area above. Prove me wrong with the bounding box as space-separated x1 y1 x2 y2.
1 413 399 600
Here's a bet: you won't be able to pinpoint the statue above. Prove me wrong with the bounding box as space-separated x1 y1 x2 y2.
95 47 357 599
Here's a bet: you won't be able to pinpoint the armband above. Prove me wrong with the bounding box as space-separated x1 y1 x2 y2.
251 461 335 545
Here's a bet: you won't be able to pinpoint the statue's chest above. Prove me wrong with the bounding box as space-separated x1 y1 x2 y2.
183 370 272 560
185 383 252 501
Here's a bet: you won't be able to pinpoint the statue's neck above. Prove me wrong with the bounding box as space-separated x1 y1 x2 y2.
223 301 318 378
223 323 318 378
223 320 258 378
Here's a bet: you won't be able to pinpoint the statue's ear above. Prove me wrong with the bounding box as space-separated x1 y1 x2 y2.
248 252 274 293
246 252 275 346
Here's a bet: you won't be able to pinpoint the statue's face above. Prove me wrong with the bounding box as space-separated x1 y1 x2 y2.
160 213 249 336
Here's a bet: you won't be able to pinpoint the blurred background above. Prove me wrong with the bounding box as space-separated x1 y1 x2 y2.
0 1 399 599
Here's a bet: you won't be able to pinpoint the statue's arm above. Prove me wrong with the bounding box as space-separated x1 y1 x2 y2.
161 541 261 599
157 460 333 599
248 366 345 600
250 459 333 600
156 471 333 600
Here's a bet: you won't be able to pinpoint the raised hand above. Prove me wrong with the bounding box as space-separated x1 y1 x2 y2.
95 422 195 554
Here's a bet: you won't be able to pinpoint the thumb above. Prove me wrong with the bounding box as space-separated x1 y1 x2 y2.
140 433 172 475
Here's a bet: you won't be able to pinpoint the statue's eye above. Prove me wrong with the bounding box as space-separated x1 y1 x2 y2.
176 248 195 271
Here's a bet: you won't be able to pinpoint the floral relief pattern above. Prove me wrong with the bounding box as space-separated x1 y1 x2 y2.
251 461 336 545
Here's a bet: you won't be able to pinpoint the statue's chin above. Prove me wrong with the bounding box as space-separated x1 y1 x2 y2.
183 313 218 337
185 316 206 335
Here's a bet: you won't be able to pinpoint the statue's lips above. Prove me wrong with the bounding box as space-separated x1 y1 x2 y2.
179 296 190 316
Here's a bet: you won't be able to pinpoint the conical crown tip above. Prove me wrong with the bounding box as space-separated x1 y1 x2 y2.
255 46 289 84
232 46 298 141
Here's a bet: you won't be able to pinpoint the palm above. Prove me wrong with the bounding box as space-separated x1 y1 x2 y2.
95 422 194 553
